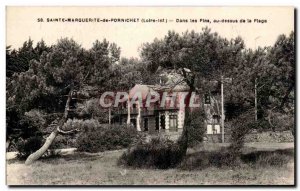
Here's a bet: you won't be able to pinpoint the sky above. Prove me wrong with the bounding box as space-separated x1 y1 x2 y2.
6 6 294 58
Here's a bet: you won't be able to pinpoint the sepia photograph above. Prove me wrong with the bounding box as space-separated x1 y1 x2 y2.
6 6 295 185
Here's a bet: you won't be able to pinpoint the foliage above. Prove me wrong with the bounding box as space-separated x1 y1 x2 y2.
49 119 101 149
49 134 78 149
6 38 121 149
228 32 294 130
62 118 101 132
16 135 43 159
79 99 109 123
185 108 206 147
180 147 293 170
6 40 51 146
115 58 144 90
7 37 120 112
141 28 245 87
6 29 295 162
6 39 49 77
140 28 246 155
180 148 241 170
118 137 183 169
23 109 47 130
247 119 271 132
228 111 254 155
13 110 49 158
268 112 294 132
241 149 293 167
76 124 137 153
7 109 45 146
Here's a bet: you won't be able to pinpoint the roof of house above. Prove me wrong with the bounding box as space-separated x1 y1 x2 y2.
129 84 155 99
129 83 190 98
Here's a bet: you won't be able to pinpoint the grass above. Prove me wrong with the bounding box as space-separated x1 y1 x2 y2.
6 143 294 185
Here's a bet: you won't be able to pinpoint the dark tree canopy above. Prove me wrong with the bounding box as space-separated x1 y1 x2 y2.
6 29 295 161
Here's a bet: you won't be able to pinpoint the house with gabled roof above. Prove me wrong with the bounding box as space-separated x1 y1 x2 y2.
112 70 223 137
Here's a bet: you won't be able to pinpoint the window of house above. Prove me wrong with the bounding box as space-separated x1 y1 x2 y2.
155 116 159 130
207 124 220 134
169 114 178 131
130 118 136 128
160 115 165 129
144 118 148 131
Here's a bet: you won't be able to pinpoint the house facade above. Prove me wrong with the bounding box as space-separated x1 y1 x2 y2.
112 84 189 133
112 72 222 136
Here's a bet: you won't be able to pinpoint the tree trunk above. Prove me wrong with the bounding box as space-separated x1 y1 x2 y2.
178 89 194 156
25 90 73 165
136 101 141 131
108 107 111 125
267 108 275 131
178 68 196 157
126 98 131 125
178 109 190 156
25 130 58 165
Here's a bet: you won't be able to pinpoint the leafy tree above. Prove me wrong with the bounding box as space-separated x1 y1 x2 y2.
115 57 143 90
228 31 294 131
6 38 50 77
263 32 295 114
140 28 245 155
7 38 121 164
6 39 51 149
225 48 267 120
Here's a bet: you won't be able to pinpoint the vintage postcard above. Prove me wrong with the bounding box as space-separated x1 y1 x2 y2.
6 6 295 185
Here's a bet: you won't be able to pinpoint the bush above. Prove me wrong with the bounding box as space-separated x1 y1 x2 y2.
62 118 100 132
49 134 78 149
13 109 48 159
241 149 293 167
270 112 294 132
16 135 43 159
180 148 293 170
80 99 109 123
256 152 291 167
248 119 271 132
76 124 137 153
118 137 183 169
179 108 206 148
229 111 253 155
180 148 241 170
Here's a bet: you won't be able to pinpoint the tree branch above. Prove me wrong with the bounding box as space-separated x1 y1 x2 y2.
57 126 80 134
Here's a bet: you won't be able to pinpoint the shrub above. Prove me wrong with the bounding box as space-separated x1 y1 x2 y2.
62 118 100 132
248 119 271 132
49 134 78 149
241 149 293 167
229 111 254 155
46 119 101 150
76 124 137 153
13 110 48 159
256 152 291 167
177 108 206 149
180 147 241 170
180 152 210 170
187 108 206 147
271 112 294 132
180 148 293 170
80 99 109 123
118 137 183 169
16 135 43 159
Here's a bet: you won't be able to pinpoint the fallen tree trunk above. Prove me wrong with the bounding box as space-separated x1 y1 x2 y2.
25 90 74 165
